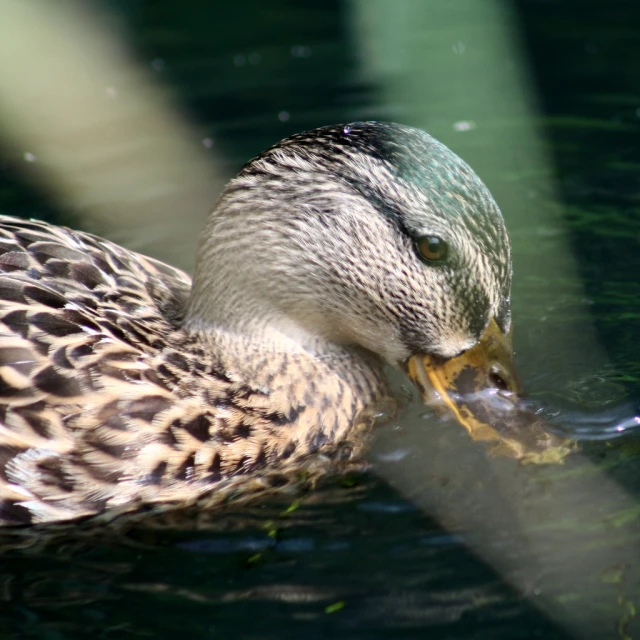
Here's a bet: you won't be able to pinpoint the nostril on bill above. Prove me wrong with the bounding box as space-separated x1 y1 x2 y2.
489 366 510 392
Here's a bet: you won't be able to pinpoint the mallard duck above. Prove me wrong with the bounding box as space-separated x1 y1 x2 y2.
0 121 554 527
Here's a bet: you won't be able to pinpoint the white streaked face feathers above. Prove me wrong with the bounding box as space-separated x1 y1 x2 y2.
185 122 512 365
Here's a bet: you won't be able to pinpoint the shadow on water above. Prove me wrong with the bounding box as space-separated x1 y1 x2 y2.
0 475 567 640
0 0 639 638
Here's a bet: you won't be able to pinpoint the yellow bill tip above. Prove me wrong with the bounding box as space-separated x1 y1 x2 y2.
405 319 573 464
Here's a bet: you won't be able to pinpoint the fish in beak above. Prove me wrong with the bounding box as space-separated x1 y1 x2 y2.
405 319 572 463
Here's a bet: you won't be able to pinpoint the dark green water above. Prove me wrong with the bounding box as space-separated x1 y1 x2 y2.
0 1 639 638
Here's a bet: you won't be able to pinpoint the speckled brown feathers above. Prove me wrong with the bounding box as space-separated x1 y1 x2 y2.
0 121 513 526
0 217 385 525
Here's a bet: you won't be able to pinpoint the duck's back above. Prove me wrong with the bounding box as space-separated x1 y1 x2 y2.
0 217 382 527
0 216 197 525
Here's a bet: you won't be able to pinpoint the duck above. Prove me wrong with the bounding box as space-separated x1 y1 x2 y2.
0 121 561 527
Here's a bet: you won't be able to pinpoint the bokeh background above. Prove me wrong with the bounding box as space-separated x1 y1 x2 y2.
1 1 640 638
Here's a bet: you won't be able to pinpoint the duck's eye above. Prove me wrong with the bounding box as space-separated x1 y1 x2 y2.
416 235 448 263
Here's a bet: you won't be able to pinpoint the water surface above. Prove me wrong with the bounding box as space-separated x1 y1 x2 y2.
0 1 639 638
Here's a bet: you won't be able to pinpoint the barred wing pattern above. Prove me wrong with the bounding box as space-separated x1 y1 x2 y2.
0 217 369 526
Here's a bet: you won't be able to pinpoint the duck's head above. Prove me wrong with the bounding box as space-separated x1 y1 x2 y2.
186 121 559 458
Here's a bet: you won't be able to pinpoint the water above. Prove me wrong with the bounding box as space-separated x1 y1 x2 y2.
0 1 639 638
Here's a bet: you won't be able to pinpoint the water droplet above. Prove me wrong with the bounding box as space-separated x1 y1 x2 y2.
291 45 312 58
452 41 466 55
24 152 37 163
106 86 117 99
278 110 290 122
233 54 246 67
453 120 476 132
151 58 165 72
202 137 214 149
248 52 261 65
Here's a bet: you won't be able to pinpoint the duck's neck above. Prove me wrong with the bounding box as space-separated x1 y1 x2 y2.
186 325 389 456
180 204 390 452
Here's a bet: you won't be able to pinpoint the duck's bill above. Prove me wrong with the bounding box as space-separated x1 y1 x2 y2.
405 319 572 463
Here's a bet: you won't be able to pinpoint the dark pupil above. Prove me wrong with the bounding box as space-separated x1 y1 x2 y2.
418 236 447 262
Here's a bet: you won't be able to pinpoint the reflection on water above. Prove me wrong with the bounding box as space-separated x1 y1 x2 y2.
0 0 639 638
0 478 565 639
530 397 640 441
